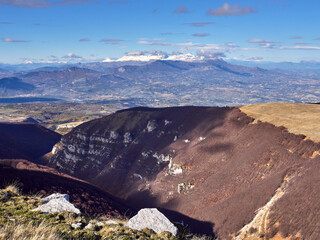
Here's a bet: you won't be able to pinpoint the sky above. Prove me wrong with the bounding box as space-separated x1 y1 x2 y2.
0 0 320 64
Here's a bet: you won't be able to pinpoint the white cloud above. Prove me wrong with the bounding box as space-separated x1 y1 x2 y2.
279 45 320 50
248 39 275 44
173 5 189 14
183 22 215 27
207 3 254 16
2 38 29 42
0 0 97 8
192 33 210 37
79 38 90 42
62 53 83 59
100 39 124 45
196 49 226 59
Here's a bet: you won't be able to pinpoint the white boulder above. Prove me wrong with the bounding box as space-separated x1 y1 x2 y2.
72 222 82 229
125 208 177 236
104 220 119 225
85 222 95 229
41 193 69 203
33 193 81 214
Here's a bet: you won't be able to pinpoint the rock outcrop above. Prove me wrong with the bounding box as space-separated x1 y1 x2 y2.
33 193 81 214
125 208 177 236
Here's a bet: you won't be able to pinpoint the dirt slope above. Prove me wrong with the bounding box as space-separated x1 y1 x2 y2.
0 159 130 217
50 106 320 239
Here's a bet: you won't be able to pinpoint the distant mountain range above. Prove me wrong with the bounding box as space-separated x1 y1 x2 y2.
229 59 320 71
0 59 319 106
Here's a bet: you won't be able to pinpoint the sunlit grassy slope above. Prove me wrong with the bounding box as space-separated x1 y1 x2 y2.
240 103 320 142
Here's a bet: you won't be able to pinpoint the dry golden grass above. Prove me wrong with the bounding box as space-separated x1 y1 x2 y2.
3 182 21 195
240 103 320 142
0 221 62 240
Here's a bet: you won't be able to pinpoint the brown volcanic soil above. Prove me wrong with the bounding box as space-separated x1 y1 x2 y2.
50 106 320 239
0 159 130 217
0 122 61 161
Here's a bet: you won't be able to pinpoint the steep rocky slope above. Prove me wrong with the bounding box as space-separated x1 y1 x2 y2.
50 106 320 239
0 122 61 161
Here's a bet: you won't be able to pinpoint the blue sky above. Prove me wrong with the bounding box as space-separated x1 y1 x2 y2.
0 0 320 64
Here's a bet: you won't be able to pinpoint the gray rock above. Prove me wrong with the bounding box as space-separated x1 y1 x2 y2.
41 193 69 203
104 220 119 225
85 222 95 229
125 208 177 236
33 193 81 214
71 222 82 229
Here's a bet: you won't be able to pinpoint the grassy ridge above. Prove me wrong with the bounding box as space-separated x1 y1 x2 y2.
240 103 320 142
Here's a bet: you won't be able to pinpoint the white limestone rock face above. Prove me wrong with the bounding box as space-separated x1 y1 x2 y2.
125 208 177 236
33 193 81 214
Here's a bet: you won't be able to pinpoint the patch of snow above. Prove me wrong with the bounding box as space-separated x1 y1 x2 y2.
173 136 178 141
114 55 164 62
103 53 204 63
183 139 190 143
167 53 203 62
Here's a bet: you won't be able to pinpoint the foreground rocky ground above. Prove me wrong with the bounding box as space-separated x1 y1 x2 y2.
0 184 212 240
